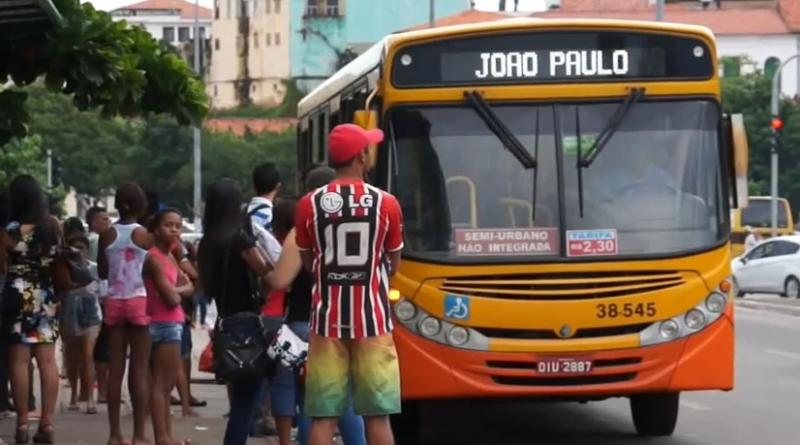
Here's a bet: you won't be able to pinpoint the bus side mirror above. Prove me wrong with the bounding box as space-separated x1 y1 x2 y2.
727 113 749 209
354 110 380 169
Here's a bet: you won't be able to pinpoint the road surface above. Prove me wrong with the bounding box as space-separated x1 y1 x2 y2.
415 297 800 445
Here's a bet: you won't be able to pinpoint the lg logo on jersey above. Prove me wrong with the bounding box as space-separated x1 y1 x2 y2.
320 192 374 214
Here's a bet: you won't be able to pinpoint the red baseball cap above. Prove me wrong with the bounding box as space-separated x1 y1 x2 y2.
328 124 384 164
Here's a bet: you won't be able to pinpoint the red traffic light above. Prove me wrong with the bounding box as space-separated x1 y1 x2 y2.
772 117 784 130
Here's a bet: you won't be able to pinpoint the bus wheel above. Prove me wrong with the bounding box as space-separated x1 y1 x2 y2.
785 276 800 299
630 392 679 436
391 401 421 445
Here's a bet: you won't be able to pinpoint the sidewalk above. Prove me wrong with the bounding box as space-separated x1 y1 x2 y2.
0 325 276 444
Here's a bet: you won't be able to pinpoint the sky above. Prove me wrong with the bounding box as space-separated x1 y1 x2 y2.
82 0 546 13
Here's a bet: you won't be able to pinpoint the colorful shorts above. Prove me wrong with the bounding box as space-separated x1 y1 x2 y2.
103 297 150 327
304 333 401 418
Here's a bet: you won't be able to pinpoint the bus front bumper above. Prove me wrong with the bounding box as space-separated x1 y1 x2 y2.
395 304 734 400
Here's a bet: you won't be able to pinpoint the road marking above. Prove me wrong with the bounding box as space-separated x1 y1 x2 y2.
765 349 800 360
680 400 711 411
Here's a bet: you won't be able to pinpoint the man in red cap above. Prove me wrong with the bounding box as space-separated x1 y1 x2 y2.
294 123 404 445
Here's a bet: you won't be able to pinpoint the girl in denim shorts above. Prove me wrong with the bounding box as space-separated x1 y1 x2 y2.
143 209 195 445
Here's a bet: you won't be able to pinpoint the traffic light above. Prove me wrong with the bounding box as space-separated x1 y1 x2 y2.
51 155 63 188
771 116 784 154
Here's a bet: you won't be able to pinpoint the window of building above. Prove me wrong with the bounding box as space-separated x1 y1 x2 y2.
266 33 271 46
178 27 190 42
275 32 280 45
215 38 220 50
326 0 339 16
721 56 741 78
162 26 175 42
765 56 781 79
214 0 220 18
275 0 281 14
265 0 271 13
226 0 232 18
306 0 339 17
253 32 259 48
200 27 206 39
213 85 218 97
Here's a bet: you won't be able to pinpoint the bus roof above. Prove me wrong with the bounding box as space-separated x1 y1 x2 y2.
297 18 716 117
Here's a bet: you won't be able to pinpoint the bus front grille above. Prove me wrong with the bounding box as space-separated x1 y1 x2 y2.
491 373 637 386
439 271 685 300
474 322 651 340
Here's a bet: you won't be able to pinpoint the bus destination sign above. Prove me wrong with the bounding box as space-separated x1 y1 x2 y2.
465 49 632 81
392 30 713 87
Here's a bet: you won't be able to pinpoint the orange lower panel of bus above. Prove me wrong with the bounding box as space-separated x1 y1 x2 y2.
395 305 734 400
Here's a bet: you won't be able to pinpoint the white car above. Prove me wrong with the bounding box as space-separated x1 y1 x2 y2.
732 235 800 298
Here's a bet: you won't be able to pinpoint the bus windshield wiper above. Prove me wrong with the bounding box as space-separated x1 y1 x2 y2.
575 87 645 217
577 87 645 168
465 91 536 169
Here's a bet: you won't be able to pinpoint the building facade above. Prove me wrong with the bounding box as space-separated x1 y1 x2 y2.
290 0 473 92
207 0 291 109
111 0 212 77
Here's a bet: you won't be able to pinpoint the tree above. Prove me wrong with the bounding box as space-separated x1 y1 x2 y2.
722 72 800 211
0 135 46 189
0 0 208 146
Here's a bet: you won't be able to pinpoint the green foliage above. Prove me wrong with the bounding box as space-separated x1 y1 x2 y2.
0 135 47 189
0 0 208 147
722 73 800 213
21 86 296 214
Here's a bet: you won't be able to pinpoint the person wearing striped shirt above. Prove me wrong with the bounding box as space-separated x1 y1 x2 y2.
295 124 404 445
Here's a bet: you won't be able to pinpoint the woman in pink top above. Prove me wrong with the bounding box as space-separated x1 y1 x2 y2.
143 208 194 445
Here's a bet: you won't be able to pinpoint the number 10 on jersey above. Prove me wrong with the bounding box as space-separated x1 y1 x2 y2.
323 222 371 266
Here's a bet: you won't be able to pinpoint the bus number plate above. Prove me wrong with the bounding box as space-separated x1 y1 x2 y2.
537 358 593 375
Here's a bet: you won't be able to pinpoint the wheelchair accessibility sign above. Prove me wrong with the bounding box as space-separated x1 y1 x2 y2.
444 295 470 320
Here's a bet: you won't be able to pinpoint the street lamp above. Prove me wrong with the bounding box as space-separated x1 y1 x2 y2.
769 54 800 236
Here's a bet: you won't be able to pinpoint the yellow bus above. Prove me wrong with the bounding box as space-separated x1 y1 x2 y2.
296 19 747 439
730 196 794 257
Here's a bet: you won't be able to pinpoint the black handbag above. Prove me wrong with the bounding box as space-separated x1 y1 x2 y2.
212 228 280 381
213 311 280 381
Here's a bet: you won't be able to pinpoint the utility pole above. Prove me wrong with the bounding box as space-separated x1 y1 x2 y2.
46 149 52 189
429 0 435 28
769 54 800 236
655 0 664 21
193 0 202 230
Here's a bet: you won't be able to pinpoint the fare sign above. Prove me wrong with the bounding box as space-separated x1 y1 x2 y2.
566 229 618 257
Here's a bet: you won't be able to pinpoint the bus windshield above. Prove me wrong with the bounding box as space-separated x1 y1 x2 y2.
740 199 789 228
390 100 725 262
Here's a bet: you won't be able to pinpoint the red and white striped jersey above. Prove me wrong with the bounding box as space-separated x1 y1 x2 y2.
295 179 404 339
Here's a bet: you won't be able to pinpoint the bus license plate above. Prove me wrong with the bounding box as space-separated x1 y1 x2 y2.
537 358 593 375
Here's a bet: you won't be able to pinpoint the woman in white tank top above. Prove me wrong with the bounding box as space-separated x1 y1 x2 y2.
98 183 154 445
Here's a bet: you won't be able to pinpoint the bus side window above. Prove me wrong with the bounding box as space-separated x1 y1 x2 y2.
310 114 321 164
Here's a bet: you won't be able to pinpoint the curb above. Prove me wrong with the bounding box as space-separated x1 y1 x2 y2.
736 299 800 317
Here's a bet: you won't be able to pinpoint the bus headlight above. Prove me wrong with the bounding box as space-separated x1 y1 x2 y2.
705 293 726 313
391 299 489 350
418 317 441 337
684 310 706 330
659 320 680 339
447 326 470 346
641 290 729 346
395 300 416 321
